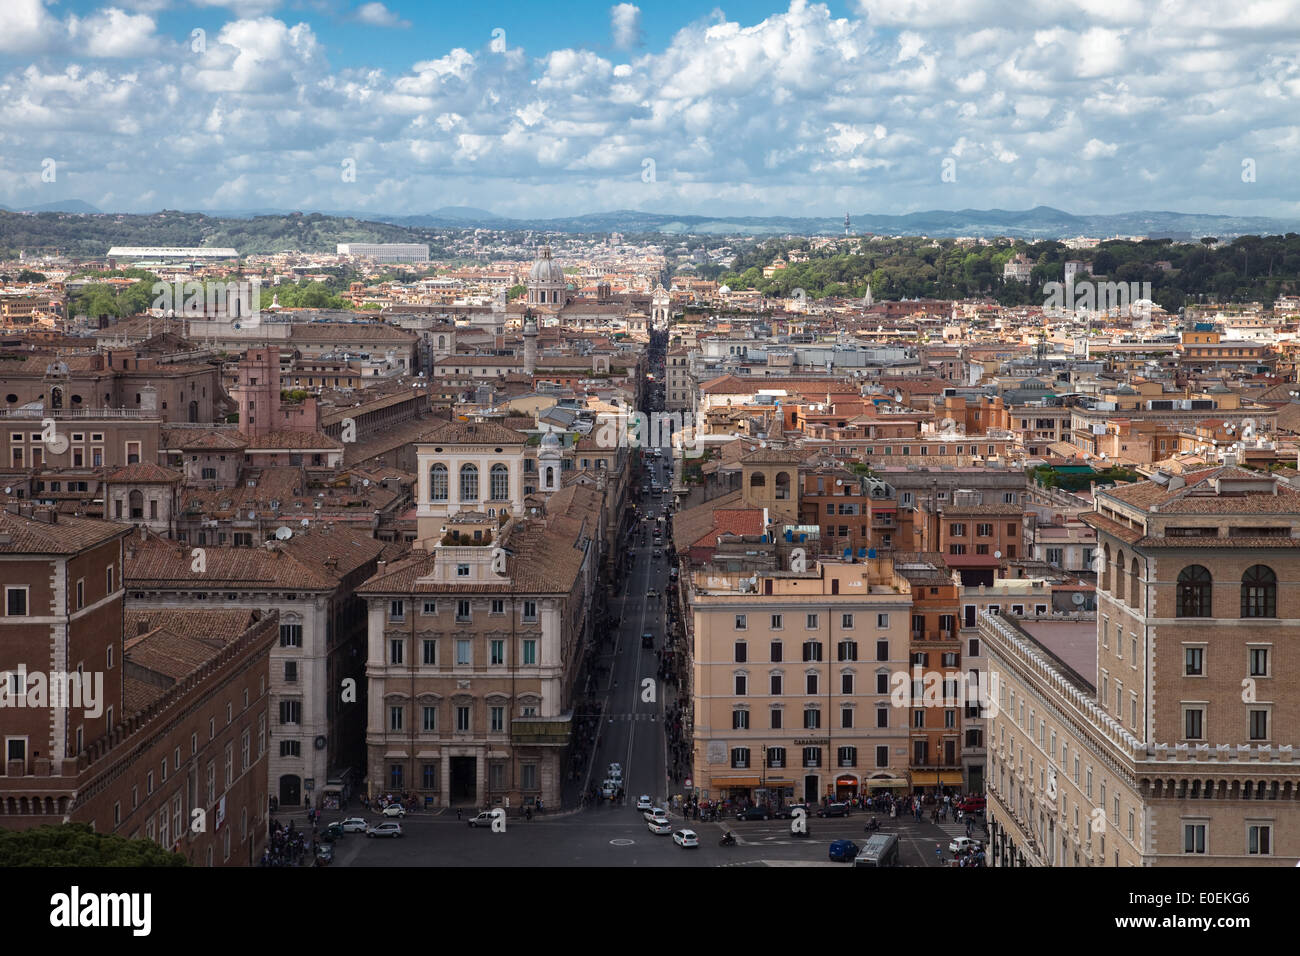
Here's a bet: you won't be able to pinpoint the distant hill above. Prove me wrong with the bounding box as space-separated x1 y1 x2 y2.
18 200 103 214
3 204 1299 257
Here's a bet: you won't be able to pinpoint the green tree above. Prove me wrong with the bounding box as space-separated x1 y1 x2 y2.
0 823 187 866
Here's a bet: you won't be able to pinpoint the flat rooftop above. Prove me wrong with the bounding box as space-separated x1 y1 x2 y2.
1017 619 1097 689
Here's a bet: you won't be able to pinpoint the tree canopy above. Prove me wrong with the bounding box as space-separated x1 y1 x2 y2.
0 824 186 867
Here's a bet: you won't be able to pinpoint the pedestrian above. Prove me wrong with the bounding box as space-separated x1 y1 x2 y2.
935 844 943 863
457 808 462 821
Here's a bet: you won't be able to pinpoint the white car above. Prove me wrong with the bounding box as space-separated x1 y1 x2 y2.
643 808 669 825
367 821 402 838
647 819 673 835
635 795 653 811
600 781 618 798
339 817 367 833
468 811 497 828
673 829 699 848
949 837 982 854
607 763 622 775
381 803 406 817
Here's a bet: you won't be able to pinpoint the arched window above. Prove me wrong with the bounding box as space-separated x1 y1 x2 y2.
1176 565 1212 618
774 471 791 500
1101 543 1110 591
1114 550 1126 600
1241 565 1276 618
429 464 448 501
1130 557 1141 610
749 472 766 489
51 387 63 410
490 464 509 501
459 464 479 501
128 489 144 520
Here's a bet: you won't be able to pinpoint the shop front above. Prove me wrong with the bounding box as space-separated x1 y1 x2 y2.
834 774 859 801
709 776 760 804
913 770 965 795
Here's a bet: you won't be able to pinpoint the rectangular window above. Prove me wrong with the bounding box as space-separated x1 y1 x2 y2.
6 587 29 617
1249 647 1269 677
1184 647 1203 676
456 706 470 732
389 706 404 731
1184 707 1204 740
770 708 782 729
734 674 747 695
770 641 783 662
456 640 471 666
876 640 889 662
734 642 747 662
490 706 504 733
806 613 819 629
389 639 404 665
422 639 437 665
522 639 537 665
1183 823 1207 854
423 707 437 731
1248 824 1272 856
423 601 438 615
770 614 783 630
490 640 505 666
876 613 889 629
457 600 471 622
389 600 405 620
1249 709 1269 740
732 710 749 730
279 624 302 647
734 614 747 630
522 600 538 621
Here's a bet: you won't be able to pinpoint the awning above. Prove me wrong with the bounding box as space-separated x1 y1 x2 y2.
709 776 760 787
916 771 966 785
867 779 910 789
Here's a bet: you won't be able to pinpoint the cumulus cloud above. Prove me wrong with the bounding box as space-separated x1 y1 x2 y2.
354 3 410 28
1 0 1298 218
610 4 643 51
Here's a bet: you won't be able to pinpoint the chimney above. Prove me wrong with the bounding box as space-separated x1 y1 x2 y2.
137 620 150 636
139 525 148 541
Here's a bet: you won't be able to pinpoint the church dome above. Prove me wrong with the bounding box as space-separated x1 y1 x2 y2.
528 246 566 284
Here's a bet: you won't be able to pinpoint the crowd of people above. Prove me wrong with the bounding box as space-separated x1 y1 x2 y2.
259 819 310 867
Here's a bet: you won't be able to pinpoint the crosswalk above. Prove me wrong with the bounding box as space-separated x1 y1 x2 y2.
607 713 659 722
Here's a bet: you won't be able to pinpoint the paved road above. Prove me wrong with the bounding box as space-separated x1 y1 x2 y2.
325 806 985 867
582 451 675 810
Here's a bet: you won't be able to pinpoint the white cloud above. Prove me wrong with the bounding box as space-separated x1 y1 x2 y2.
610 4 643 51
0 0 1298 217
354 3 410 29
0 0 59 54
68 8 160 58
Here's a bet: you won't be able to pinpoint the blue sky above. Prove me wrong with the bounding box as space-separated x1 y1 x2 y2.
1 0 1297 220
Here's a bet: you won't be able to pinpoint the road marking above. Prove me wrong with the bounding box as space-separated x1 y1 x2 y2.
609 838 635 846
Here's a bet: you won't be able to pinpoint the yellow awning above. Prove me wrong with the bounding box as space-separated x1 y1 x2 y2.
867 779 910 789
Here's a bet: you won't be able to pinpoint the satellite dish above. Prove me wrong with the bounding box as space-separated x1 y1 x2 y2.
1072 592 1086 606
300 518 309 527
994 550 1002 559
275 526 292 541
248 511 256 519
362 478 370 487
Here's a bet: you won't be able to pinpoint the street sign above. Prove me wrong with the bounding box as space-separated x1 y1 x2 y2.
684 778 693 790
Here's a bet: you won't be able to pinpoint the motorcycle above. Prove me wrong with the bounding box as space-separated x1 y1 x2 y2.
719 831 737 847
864 817 880 833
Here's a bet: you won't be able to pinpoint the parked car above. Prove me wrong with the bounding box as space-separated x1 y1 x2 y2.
647 819 673 835
817 802 852 818
367 821 402 838
381 803 406 817
339 817 368 833
673 829 699 847
735 806 772 821
949 837 982 854
642 632 654 648
828 839 860 862
636 795 653 811
468 811 497 828
314 843 334 865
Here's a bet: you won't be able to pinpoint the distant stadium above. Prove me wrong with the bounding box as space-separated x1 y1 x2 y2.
107 246 239 258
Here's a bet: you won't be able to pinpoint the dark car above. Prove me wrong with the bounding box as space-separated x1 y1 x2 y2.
735 806 772 821
817 802 852 818
641 632 654 648
828 839 859 863
773 803 809 819
321 822 345 841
